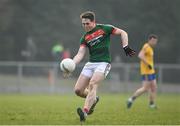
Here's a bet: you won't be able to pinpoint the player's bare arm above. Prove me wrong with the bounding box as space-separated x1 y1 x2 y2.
112 27 128 47
73 46 86 65
62 46 86 78
112 27 135 57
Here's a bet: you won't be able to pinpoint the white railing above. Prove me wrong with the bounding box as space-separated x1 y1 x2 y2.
0 61 179 94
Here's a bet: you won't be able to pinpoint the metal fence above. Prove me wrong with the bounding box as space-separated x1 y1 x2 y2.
0 61 179 94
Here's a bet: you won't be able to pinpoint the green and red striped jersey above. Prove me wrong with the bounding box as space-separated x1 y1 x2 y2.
80 24 116 63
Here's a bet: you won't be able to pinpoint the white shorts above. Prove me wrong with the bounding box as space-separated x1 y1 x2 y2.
81 62 111 78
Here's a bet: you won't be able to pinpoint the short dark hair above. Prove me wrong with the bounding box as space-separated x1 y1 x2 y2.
80 11 95 21
148 34 158 40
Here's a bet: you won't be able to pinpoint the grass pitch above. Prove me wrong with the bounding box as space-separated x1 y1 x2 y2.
0 94 179 125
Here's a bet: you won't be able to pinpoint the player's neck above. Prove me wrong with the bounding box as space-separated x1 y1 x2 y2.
148 42 154 48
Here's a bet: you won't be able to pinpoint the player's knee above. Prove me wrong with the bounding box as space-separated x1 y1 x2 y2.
150 81 157 92
151 86 157 92
74 88 82 96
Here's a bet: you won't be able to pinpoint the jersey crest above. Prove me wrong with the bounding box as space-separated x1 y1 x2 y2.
85 29 105 46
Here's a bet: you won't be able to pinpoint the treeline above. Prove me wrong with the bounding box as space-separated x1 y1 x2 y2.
0 0 180 63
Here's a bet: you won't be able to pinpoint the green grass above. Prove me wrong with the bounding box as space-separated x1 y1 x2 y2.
0 94 179 125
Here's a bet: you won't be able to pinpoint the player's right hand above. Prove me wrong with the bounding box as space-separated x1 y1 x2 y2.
63 71 71 78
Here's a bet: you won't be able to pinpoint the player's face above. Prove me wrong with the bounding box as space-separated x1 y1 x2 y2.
81 18 95 32
150 38 158 47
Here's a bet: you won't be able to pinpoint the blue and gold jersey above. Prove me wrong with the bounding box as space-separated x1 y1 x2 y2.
140 43 155 75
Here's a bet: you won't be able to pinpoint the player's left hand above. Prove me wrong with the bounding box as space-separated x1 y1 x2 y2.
123 45 136 57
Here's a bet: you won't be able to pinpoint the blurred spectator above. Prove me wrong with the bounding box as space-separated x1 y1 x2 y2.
21 36 37 61
51 43 64 61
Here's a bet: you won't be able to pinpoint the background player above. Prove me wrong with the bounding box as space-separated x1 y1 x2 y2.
127 34 158 109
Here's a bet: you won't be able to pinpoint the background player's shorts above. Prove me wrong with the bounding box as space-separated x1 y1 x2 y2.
81 62 111 78
141 73 156 81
